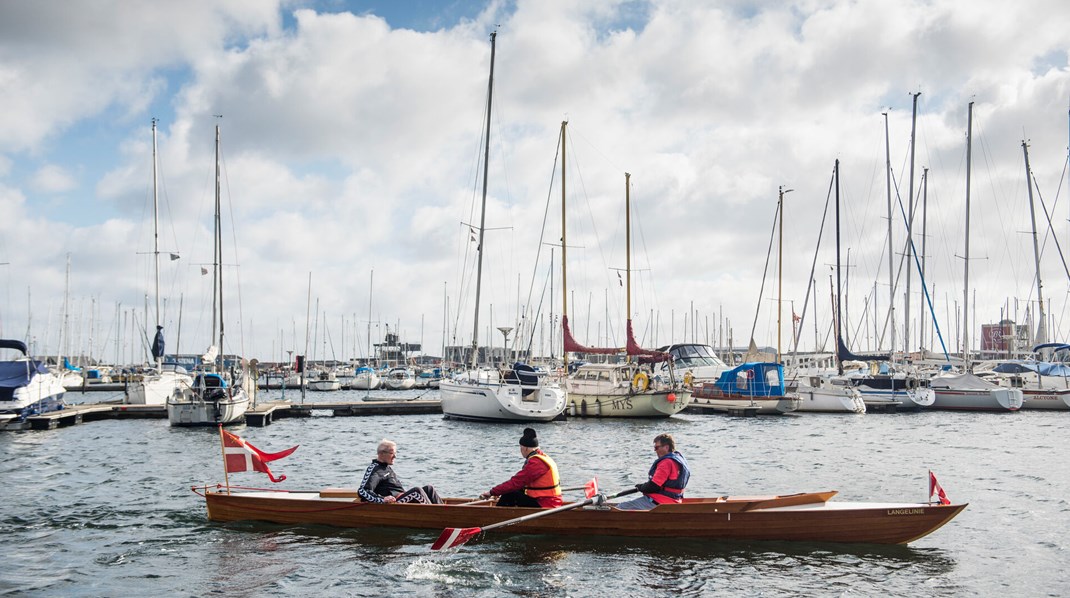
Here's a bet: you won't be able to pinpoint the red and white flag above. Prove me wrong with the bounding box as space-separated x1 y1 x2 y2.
584 477 599 499
221 427 298 483
928 470 950 505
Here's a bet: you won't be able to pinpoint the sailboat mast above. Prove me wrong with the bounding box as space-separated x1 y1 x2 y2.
625 172 631 364
1022 140 1046 345
963 102 974 367
905 92 919 353
834 160 843 375
882 112 896 357
151 118 163 370
468 31 496 368
919 167 929 352
560 121 568 373
367 269 374 365
214 123 224 372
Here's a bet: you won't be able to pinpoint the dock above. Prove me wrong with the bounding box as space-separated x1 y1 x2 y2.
5 399 442 431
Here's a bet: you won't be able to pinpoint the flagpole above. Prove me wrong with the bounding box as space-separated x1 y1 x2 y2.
219 424 231 495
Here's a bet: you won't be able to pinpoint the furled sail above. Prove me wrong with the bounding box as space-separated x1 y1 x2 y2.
562 315 620 355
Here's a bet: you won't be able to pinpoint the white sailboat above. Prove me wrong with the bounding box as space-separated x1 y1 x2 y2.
928 102 1022 412
127 119 193 405
439 32 567 423
167 123 251 426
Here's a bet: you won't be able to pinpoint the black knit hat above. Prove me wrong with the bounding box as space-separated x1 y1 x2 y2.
519 427 539 448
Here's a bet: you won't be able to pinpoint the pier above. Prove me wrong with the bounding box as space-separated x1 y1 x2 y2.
7 399 442 431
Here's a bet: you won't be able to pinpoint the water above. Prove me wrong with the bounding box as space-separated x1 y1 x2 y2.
1 389 1067 596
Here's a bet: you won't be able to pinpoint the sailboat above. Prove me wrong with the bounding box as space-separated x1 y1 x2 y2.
928 102 1022 412
830 108 933 411
438 32 567 423
127 119 194 406
167 124 252 426
563 164 692 418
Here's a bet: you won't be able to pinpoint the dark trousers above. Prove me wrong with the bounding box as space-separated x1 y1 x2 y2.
396 484 443 504
495 491 541 508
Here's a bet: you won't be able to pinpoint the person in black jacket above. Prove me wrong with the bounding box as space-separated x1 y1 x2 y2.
358 439 443 504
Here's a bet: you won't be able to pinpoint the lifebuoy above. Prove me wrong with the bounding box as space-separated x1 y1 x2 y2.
631 371 650 393
683 372 694 386
746 369 755 380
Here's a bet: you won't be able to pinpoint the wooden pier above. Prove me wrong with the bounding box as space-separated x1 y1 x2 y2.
4 399 442 431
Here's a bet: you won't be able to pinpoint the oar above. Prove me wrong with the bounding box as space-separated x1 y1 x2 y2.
431 486 638 550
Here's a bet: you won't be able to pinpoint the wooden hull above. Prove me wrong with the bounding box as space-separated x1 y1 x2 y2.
201 489 965 545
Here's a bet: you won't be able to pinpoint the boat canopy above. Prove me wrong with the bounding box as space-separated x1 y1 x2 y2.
714 362 786 396
0 359 48 389
1031 342 1070 353
991 361 1070 377
0 339 29 354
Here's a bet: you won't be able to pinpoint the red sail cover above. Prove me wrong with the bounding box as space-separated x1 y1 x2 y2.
562 315 620 355
626 320 669 363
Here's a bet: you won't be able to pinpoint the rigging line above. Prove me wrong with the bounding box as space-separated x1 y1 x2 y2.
521 128 563 354
892 170 951 361
791 168 835 355
748 200 781 345
1031 167 1070 285
220 142 246 358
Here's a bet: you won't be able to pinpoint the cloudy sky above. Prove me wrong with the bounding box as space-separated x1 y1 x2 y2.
2 0 1069 365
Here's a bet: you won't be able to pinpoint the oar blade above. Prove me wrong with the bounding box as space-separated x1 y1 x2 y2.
431 526 481 550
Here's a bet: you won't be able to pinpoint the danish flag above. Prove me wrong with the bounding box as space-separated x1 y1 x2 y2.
928 470 951 505
220 427 298 483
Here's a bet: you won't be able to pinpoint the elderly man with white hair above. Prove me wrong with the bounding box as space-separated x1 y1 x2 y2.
358 438 443 504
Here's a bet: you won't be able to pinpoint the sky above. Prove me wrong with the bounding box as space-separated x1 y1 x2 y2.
1 0 1069 365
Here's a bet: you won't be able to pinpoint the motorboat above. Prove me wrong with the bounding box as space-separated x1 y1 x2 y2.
439 363 567 422
0 339 66 427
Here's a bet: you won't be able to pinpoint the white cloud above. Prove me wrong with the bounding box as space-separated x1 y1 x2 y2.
1 0 1069 361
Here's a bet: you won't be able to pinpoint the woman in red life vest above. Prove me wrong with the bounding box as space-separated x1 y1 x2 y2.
616 433 690 510
479 428 563 508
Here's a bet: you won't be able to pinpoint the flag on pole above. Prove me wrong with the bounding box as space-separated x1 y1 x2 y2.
221 428 298 483
584 477 599 499
928 470 950 505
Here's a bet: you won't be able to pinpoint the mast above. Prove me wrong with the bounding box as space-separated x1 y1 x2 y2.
963 102 974 367
1022 140 1046 345
882 112 896 358
834 159 843 375
468 30 496 368
367 269 374 365
213 123 224 373
919 167 929 353
905 92 919 354
625 172 631 364
151 118 162 370
559 121 568 373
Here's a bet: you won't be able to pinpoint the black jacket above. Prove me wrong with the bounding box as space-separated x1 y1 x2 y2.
358 459 405 503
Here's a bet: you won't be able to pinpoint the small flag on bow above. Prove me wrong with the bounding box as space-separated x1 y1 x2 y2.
928 470 950 505
220 427 298 483
584 477 599 499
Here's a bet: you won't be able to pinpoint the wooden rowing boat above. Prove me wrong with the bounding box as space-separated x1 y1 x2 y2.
196 487 966 545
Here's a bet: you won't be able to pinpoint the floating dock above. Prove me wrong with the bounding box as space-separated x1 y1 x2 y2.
4 399 442 431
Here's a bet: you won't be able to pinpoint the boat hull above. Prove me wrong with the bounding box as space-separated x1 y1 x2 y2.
566 390 692 417
794 385 866 413
202 489 965 545
930 388 1023 411
127 370 193 405
1020 388 1070 410
168 393 249 426
439 379 566 422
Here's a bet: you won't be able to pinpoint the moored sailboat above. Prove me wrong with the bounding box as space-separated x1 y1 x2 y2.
167 124 251 426
438 32 567 423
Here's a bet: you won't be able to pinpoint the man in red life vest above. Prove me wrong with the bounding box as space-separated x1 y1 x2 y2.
616 433 690 510
479 428 563 508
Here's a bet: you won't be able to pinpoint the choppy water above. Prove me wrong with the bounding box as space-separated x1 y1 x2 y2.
1 389 1067 596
